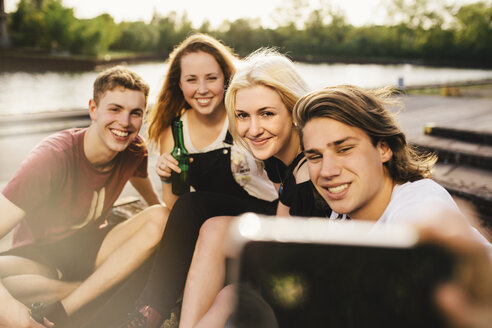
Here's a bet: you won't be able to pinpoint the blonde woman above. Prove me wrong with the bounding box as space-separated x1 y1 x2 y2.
179 49 334 328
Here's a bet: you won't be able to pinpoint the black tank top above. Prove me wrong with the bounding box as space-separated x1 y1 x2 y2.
264 153 331 217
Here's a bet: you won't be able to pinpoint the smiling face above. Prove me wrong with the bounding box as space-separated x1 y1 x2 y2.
302 117 394 221
179 51 225 117
234 85 298 165
88 87 145 160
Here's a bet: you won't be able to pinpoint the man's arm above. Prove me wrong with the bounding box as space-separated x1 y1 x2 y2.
0 193 25 240
417 211 492 328
129 176 161 206
0 194 49 327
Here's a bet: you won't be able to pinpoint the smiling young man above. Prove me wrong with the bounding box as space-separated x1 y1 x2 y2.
293 84 456 223
293 84 492 327
0 66 168 327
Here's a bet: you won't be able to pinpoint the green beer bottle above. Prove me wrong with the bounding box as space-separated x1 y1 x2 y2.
171 119 190 195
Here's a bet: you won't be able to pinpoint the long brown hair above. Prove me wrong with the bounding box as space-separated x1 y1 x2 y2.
146 33 237 148
293 85 437 183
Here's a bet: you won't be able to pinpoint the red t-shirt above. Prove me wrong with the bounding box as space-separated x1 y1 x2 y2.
2 128 148 248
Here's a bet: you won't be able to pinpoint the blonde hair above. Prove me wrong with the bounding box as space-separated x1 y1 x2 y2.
293 85 437 183
225 48 309 148
146 33 237 148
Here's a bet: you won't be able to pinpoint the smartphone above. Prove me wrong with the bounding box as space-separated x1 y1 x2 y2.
226 213 455 328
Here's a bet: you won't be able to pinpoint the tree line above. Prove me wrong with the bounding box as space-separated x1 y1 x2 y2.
5 0 492 66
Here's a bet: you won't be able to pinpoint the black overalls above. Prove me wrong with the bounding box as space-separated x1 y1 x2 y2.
130 129 278 318
189 131 261 200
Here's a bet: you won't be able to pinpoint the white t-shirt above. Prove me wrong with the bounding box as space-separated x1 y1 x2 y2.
181 111 278 202
377 179 491 254
378 179 459 225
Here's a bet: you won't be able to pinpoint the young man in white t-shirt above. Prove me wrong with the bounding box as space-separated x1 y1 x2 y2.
293 84 492 328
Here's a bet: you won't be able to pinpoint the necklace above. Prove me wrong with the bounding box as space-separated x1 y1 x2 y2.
276 163 293 196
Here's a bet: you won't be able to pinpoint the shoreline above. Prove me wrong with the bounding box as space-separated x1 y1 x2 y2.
0 49 169 72
1 49 491 72
0 80 490 121
290 55 492 70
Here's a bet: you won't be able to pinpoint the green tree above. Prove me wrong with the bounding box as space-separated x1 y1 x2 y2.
69 14 118 56
220 18 260 55
150 11 194 54
198 19 211 34
9 0 76 51
43 0 76 50
151 11 178 53
383 0 450 29
1 0 11 48
9 0 47 47
453 1 492 60
303 9 325 55
4 0 492 65
111 21 158 52
174 11 194 45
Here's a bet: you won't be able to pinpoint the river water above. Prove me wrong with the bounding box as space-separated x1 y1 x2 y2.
1 61 491 116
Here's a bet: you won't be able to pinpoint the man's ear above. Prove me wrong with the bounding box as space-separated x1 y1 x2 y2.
378 140 393 163
88 99 97 120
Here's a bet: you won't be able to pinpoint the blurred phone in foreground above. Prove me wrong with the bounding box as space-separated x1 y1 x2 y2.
226 213 455 328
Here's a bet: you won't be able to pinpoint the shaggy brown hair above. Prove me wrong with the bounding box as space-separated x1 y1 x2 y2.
293 85 437 183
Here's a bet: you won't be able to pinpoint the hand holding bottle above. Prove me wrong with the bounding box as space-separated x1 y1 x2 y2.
155 152 181 183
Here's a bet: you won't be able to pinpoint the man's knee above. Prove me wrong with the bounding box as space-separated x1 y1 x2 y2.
139 204 169 243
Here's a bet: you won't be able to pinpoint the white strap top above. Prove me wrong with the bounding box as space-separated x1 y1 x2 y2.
181 110 229 153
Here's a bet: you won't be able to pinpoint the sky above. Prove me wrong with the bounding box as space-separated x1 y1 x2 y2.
3 0 486 28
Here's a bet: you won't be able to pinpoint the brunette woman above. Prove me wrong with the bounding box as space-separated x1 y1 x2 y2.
178 49 336 328
119 35 279 328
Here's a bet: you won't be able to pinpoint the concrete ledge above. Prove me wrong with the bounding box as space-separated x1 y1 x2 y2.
0 109 90 137
0 109 89 125
432 163 492 228
411 134 492 171
424 124 492 145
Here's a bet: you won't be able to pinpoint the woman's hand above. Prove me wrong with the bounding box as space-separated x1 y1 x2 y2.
155 153 181 183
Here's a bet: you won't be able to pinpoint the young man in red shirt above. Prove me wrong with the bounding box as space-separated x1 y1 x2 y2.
0 66 168 327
